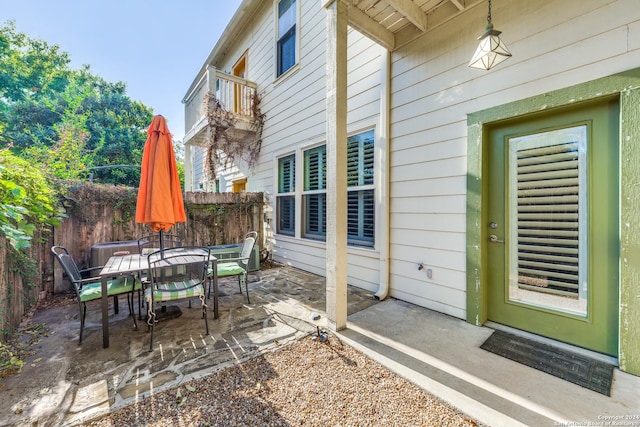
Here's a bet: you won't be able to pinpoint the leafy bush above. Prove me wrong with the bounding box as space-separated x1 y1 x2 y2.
0 149 63 249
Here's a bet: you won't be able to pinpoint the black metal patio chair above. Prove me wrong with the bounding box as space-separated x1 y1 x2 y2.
137 233 182 255
208 231 257 304
51 245 140 344
145 246 210 351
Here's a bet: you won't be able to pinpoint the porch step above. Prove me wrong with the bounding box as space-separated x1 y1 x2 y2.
338 324 554 427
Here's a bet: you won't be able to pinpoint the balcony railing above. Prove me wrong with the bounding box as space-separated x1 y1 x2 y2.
183 66 258 145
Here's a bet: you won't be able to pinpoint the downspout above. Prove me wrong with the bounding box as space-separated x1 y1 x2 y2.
375 45 391 300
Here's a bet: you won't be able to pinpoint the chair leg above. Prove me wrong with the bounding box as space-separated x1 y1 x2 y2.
241 273 250 304
113 295 119 314
147 294 156 352
128 293 138 331
79 302 86 345
200 294 209 335
203 303 209 335
148 321 154 352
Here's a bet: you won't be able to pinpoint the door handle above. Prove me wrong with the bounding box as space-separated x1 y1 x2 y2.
489 234 504 243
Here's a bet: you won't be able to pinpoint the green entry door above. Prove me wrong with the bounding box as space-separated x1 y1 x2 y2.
486 98 619 356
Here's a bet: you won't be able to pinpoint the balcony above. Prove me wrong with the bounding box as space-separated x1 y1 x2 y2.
182 66 260 191
183 65 258 148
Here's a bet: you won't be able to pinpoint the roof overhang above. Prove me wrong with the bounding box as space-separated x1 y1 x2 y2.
183 0 483 102
339 0 484 51
182 0 263 103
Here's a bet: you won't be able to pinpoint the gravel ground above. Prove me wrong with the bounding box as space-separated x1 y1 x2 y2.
85 334 480 427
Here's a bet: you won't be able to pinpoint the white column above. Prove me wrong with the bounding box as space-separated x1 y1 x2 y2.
324 0 348 331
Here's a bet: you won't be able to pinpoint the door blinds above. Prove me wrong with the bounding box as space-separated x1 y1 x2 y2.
514 140 581 297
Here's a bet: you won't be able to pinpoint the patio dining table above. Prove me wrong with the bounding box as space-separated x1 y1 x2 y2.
99 251 218 348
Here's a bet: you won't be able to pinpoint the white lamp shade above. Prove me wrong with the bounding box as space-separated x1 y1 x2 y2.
469 33 512 70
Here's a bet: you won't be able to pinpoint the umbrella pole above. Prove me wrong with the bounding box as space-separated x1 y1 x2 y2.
159 229 165 258
155 228 180 318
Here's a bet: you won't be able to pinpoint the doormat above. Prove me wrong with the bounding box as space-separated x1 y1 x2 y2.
480 330 615 396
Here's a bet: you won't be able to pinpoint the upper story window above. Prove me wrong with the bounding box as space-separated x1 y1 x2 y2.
277 0 297 77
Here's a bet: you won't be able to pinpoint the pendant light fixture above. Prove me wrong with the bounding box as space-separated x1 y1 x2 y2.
468 0 512 70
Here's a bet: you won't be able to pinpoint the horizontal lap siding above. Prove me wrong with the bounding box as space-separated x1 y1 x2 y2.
239 2 383 287
388 0 640 318
194 0 640 318
274 237 381 292
347 33 382 133
260 4 327 155
273 237 327 277
391 213 465 234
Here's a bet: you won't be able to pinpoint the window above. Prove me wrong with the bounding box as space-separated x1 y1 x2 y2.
233 177 247 193
277 0 296 77
232 52 248 114
276 132 375 244
286 130 375 247
347 130 375 247
277 154 295 235
303 145 326 239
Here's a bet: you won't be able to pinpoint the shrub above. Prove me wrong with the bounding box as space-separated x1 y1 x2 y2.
0 149 63 250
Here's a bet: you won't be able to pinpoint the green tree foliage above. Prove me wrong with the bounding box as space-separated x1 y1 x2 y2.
0 22 70 104
23 82 93 180
0 150 62 249
0 21 154 186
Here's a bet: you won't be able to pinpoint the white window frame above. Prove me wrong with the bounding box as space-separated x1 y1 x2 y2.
274 0 300 79
346 129 376 248
276 153 296 236
302 143 327 241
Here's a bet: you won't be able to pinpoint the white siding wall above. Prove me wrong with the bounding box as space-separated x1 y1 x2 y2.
388 0 640 318
192 145 206 190
192 0 640 319
207 0 383 292
190 145 244 193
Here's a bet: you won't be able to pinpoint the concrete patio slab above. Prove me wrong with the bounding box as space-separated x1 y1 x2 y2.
341 299 640 427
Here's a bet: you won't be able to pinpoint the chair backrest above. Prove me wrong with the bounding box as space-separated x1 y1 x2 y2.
239 231 258 268
138 233 182 255
147 246 210 287
51 245 82 288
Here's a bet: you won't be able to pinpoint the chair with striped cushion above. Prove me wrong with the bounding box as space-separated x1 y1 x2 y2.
51 245 140 344
145 246 210 351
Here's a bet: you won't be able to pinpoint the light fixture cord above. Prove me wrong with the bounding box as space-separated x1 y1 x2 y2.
487 0 492 24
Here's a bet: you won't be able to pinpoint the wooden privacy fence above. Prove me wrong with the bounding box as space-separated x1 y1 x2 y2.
0 231 50 340
0 183 264 340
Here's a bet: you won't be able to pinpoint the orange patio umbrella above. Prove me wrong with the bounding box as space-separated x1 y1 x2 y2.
136 115 186 244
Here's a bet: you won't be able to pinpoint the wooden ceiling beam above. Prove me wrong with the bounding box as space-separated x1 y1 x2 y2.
345 3 396 51
385 0 427 32
450 0 465 11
